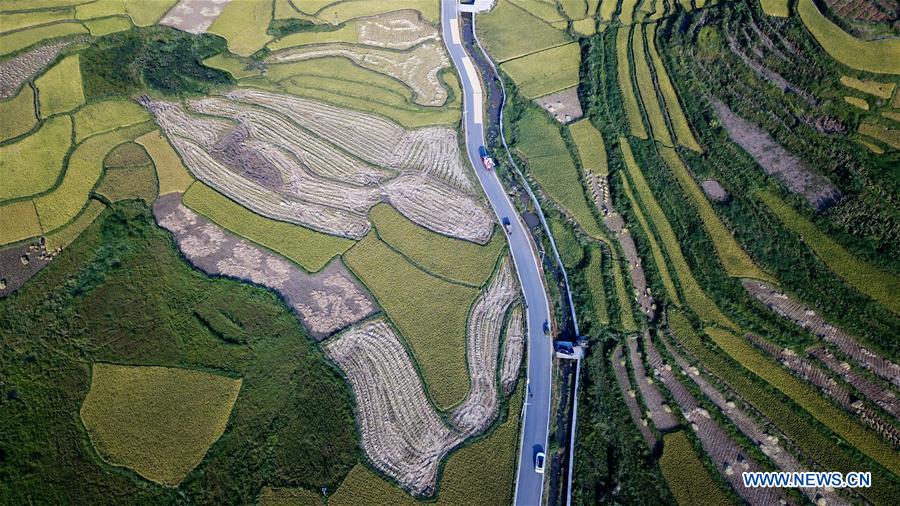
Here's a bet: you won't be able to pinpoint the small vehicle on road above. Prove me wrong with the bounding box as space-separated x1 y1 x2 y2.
534 451 545 474
543 319 550 335
502 216 512 234
479 145 495 170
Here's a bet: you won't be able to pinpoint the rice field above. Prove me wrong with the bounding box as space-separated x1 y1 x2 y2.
0 114 71 201
616 26 648 139
797 0 900 75
859 122 900 150
73 99 151 143
498 42 581 99
0 8 74 32
632 24 674 147
656 146 774 282
183 182 353 273
758 189 900 315
135 130 195 195
343 234 479 410
569 119 609 177
612 250 638 331
585 245 610 326
207 0 273 56
83 15 131 36
34 122 152 233
0 83 36 141
75 0 127 19
476 0 570 63
619 138 735 328
95 164 158 204
759 0 790 17
516 107 605 238
843 95 869 110
80 363 242 487
43 198 105 251
645 23 702 152
35 54 84 117
659 431 732 506
0 21 87 56
316 0 440 25
0 199 41 245
370 203 504 287
839 75 895 99
124 0 178 26
706 327 900 476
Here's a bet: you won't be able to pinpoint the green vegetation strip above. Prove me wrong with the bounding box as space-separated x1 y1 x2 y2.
569 119 609 177
612 250 638 331
645 23 702 152
586 245 610 326
183 182 352 273
516 107 605 238
616 26 648 140
0 115 72 202
344 234 479 410
620 139 734 328
797 0 900 75
657 146 773 282
632 24 673 147
758 189 900 315
371 203 504 287
659 431 732 506
669 312 899 504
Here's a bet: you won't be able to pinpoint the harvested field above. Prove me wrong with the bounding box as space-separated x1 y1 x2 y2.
43 198 105 251
159 0 230 34
0 35 89 100
569 119 607 176
743 279 900 386
35 53 84 117
535 86 583 124
615 26 648 139
104 142 152 169
662 336 848 506
80 363 242 487
267 41 451 107
450 258 519 435
810 347 899 418
627 335 679 431
357 9 438 49
135 130 194 194
859 122 900 150
644 333 787 505
710 98 842 211
344 234 479 409
840 75 895 100
499 43 581 99
475 0 570 63
646 23 702 152
659 431 733 506
155 193 375 339
0 238 51 297
0 114 71 202
756 191 900 315
73 99 151 143
0 200 41 246
0 83 36 141
500 305 525 395
370 203 503 286
612 343 657 449
0 21 88 56
632 24 674 147
95 164 158 204
824 0 895 22
324 318 465 496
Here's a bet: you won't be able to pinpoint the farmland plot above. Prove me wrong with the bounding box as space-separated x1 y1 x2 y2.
35 53 84 117
0 35 89 99
450 258 519 435
626 335 678 431
0 114 71 201
267 41 451 107
154 193 376 339
357 9 438 49
159 0 230 34
612 343 657 449
324 318 465 496
0 22 88 57
500 305 525 395
0 84 36 141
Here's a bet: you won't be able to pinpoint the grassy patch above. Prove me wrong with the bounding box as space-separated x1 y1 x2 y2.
36 54 84 117
73 99 151 143
499 42 581 99
839 75 895 100
659 431 732 506
632 24 673 146
758 0 789 17
620 138 734 328
343 234 479 410
616 26 648 140
0 199 41 245
568 119 609 177
645 23 702 152
516 107 605 238
95 164 158 204
34 122 152 233
370 203 504 287
550 217 584 270
0 114 72 202
797 0 900 75
0 21 88 56
758 190 900 314
0 84 37 142
476 0 570 62
135 130 194 195
43 198 105 251
329 384 523 505
183 182 352 272
208 0 273 56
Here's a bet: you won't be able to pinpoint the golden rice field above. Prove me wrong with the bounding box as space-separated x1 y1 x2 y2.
80 363 242 487
43 198 106 251
0 199 42 246
135 130 195 195
569 119 609 177
0 84 37 142
839 75 895 100
0 114 71 202
35 54 84 117
73 99 151 143
659 431 732 506
616 26 648 139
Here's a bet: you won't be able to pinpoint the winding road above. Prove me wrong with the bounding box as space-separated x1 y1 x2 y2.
441 2 553 505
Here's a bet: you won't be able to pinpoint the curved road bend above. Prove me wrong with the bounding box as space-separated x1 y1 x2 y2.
441 2 553 505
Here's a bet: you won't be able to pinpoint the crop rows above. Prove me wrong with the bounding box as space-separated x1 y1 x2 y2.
500 305 524 395
324 318 465 496
643 333 787 505
810 347 899 418
744 280 900 386
0 115 71 202
0 36 88 99
631 24 673 146
627 335 679 431
267 40 450 107
616 26 648 139
612 343 657 449
35 54 84 118
450 259 518 436
661 336 848 505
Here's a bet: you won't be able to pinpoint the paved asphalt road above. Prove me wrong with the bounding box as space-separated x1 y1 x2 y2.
441 3 553 505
